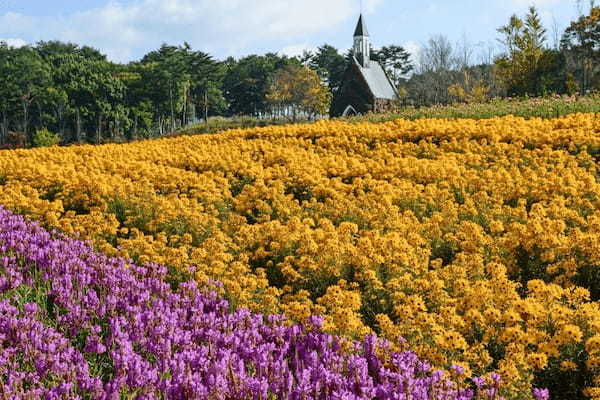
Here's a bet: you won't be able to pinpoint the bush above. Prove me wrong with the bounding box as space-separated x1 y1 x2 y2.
4 131 27 149
32 129 60 147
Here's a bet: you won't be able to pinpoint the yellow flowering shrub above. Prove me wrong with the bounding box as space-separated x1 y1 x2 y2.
2 114 600 397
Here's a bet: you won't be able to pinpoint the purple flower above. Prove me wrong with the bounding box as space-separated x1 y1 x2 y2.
0 207 543 400
533 388 550 400
451 364 465 376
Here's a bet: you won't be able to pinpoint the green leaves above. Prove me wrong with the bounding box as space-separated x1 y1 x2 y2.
32 129 60 147
495 6 564 96
561 7 600 92
0 44 51 138
372 45 414 87
224 54 299 116
306 44 347 93
51 52 125 142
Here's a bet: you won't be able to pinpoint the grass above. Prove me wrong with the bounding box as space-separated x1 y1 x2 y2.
174 94 600 139
176 116 316 136
345 93 600 123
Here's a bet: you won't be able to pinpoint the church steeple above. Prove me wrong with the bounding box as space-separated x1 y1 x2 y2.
353 14 370 67
353 14 369 37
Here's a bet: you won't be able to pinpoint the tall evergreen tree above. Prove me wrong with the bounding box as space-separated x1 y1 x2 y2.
307 44 347 93
495 6 562 95
372 45 414 86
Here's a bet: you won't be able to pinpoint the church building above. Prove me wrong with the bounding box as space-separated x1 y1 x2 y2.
330 15 398 117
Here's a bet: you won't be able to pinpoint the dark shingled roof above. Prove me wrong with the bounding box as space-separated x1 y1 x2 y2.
353 14 369 37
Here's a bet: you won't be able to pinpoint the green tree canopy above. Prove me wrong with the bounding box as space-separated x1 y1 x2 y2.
224 54 298 116
307 44 347 93
372 45 414 86
494 6 562 95
561 6 600 92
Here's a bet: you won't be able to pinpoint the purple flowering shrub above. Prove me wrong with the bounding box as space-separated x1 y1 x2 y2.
0 207 545 399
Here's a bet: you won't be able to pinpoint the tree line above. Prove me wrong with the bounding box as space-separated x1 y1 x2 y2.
0 37 415 147
0 2 598 147
405 3 600 106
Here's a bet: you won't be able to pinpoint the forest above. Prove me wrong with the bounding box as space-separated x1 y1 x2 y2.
0 4 599 147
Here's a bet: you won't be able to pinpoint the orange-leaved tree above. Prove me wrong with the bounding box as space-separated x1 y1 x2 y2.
267 64 331 121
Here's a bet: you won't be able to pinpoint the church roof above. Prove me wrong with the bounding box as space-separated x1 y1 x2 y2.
353 14 369 37
354 58 397 100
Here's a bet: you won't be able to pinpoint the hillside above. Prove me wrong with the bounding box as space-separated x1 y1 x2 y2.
2 114 600 398
2 206 503 399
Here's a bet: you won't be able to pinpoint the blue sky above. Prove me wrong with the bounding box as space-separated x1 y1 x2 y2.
0 0 581 63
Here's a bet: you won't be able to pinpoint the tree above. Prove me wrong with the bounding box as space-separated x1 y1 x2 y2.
135 43 228 133
372 45 413 86
35 40 112 141
36 40 107 62
114 67 153 140
224 54 298 117
0 40 133 145
307 44 347 93
405 34 503 107
142 44 191 132
0 39 234 144
410 35 457 105
419 35 456 73
266 64 331 121
52 53 125 142
0 45 51 142
561 6 600 92
32 128 60 147
188 50 226 125
494 6 559 95
0 43 14 143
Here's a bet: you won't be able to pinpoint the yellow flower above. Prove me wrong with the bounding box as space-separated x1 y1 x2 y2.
2 114 600 395
526 353 548 370
587 335 600 354
589 356 600 370
558 324 584 344
561 360 578 371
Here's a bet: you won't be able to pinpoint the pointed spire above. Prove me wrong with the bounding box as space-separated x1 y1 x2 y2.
353 14 369 37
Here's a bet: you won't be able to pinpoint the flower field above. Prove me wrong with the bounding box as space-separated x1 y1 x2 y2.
2 114 600 398
178 94 600 138
349 94 600 124
1 207 505 399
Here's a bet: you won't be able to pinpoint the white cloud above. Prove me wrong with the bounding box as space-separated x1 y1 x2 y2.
403 40 422 64
0 37 27 48
0 0 383 62
279 43 317 58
